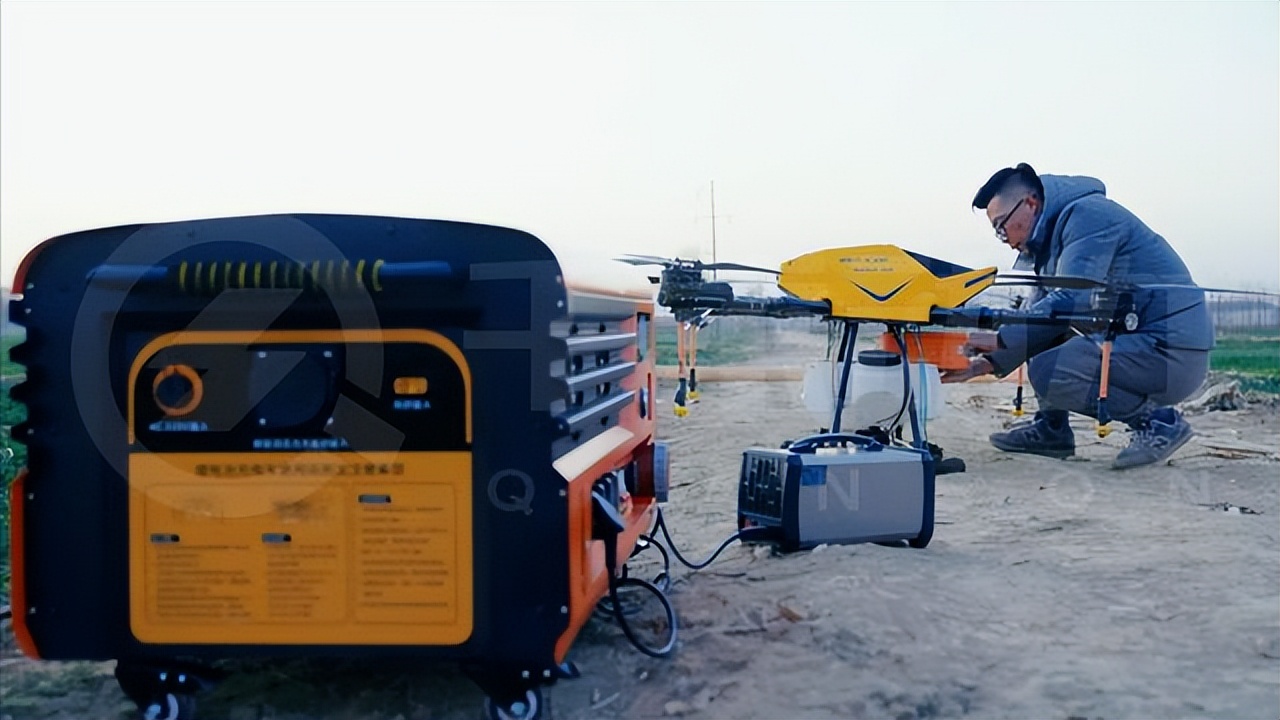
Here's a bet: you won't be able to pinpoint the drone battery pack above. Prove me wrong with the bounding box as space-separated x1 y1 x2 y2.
737 434 934 551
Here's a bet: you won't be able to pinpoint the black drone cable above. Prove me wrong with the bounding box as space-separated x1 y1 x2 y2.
653 506 772 570
605 574 678 659
593 535 672 620
881 326 914 436
598 526 678 658
632 533 673 592
597 507 775 658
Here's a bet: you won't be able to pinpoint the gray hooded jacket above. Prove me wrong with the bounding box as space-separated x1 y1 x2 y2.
985 174 1214 376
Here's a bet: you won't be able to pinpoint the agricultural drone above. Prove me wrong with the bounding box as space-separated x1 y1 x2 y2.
618 244 1273 440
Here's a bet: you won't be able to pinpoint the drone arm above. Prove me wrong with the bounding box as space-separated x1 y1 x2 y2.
995 288 1092 376
714 296 830 319
929 306 1108 331
663 292 828 319
999 282 1117 377
929 305 1108 378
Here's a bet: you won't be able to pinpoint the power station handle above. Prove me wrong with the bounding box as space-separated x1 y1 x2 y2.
787 433 883 454
86 260 459 293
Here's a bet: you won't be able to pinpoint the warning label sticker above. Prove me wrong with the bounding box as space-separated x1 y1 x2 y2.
128 452 472 646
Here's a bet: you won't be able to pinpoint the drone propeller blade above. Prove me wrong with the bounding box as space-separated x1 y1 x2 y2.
994 274 1110 290
996 273 1279 297
615 254 780 275
702 261 781 275
1132 283 1280 297
993 279 1105 290
615 254 678 267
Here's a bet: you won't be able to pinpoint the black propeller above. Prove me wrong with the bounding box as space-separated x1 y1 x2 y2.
615 254 780 275
1133 284 1279 297
993 273 1108 290
995 273 1280 297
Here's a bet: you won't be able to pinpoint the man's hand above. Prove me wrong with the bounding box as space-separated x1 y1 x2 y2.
941 356 994 384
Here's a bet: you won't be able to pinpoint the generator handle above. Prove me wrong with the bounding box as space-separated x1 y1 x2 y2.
787 433 883 454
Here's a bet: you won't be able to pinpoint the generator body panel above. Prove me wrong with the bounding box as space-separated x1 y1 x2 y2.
7 214 659 693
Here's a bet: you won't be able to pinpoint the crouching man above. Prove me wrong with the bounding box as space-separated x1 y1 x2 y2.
942 163 1213 469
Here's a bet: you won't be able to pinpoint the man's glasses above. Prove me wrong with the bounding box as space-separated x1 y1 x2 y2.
992 197 1025 240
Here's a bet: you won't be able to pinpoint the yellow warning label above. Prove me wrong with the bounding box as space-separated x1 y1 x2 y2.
353 481 461 624
128 451 473 646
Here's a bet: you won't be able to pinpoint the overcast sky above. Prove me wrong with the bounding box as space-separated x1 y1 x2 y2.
2 1 1277 293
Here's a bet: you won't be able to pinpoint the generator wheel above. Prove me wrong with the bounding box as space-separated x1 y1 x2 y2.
139 692 196 720
483 687 542 720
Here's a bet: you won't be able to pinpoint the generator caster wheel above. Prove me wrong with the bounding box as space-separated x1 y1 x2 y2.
115 662 211 720
137 692 197 720
483 687 542 720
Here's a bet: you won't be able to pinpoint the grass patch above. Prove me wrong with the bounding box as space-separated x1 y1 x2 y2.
1211 334 1280 377
655 321 752 366
1209 333 1279 395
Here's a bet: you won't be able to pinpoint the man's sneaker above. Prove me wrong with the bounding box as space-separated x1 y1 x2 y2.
989 411 1075 459
1112 407 1194 469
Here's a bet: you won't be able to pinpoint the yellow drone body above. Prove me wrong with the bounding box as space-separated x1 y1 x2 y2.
779 245 998 322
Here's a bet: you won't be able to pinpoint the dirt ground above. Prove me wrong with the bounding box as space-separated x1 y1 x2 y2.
3 333 1278 720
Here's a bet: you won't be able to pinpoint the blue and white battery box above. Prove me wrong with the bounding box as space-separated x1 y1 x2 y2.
737 433 934 551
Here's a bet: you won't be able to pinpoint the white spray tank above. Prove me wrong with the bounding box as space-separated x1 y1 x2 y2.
801 349 943 437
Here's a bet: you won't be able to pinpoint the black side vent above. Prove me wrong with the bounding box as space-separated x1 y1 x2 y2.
551 318 637 455
738 451 787 522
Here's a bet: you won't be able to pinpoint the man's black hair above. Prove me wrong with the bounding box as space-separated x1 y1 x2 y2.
972 162 1044 209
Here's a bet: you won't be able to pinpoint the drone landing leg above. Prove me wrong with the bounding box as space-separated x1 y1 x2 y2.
674 321 689 417
688 325 700 401
894 325 966 475
1096 339 1113 437
1013 365 1025 417
830 321 858 433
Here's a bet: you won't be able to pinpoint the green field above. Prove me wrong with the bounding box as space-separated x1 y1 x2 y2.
1210 332 1280 393
654 322 752 366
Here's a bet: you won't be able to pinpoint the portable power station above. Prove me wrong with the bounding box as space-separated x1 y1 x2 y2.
6 214 666 719
737 433 934 551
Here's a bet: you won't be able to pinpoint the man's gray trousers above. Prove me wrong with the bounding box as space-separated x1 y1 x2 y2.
1027 334 1208 425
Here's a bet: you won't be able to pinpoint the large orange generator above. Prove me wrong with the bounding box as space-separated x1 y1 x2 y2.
6 214 665 719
